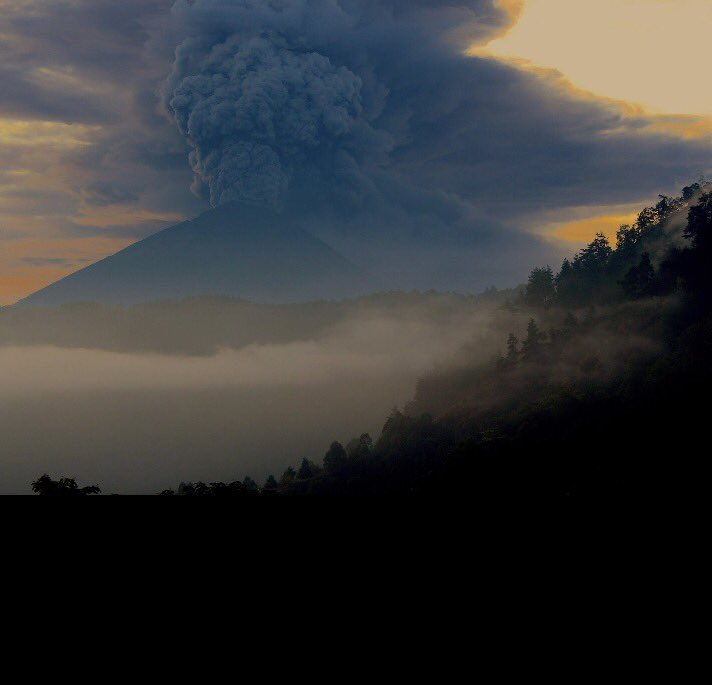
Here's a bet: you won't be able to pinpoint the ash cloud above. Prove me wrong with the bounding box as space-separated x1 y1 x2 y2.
158 1 566 288
160 0 508 209
160 0 711 275
1 1 711 297
165 35 390 206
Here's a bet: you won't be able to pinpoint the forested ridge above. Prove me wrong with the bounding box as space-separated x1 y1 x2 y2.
32 182 712 498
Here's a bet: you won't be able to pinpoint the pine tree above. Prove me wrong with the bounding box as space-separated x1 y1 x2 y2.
638 252 654 293
555 258 577 305
522 318 545 362
525 266 555 308
622 252 655 299
506 333 519 364
616 224 640 253
280 466 296 485
576 233 612 271
323 441 348 473
297 458 314 480
685 192 712 251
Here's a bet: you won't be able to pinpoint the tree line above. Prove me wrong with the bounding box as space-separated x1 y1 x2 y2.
522 182 710 309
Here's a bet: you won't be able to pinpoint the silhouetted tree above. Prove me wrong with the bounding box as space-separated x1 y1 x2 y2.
575 232 612 272
32 475 101 496
323 441 348 473
179 482 207 496
243 476 258 491
615 224 640 254
555 258 578 305
635 206 661 235
264 475 278 490
297 458 314 480
175 480 251 496
347 433 374 460
559 233 614 304
685 192 712 251
280 466 296 485
521 318 545 362
506 334 519 364
622 252 655 299
525 266 555 308
654 195 682 222
211 481 250 496
682 182 702 201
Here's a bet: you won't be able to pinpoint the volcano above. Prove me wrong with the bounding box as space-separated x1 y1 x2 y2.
20 204 371 306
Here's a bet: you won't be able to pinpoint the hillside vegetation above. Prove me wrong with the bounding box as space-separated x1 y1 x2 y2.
269 182 712 499
32 182 712 498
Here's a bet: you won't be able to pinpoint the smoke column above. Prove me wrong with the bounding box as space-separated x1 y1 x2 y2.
162 1 508 208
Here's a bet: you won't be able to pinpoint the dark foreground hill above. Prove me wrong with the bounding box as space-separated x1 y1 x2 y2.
20 203 370 306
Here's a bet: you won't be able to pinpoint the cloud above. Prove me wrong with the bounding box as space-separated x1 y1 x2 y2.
0 66 113 124
81 182 140 207
0 1 173 79
0 188 79 216
0 1 173 123
164 38 387 207
21 256 90 268
161 1 711 220
1 0 711 302
60 218 174 240
155 0 710 291
160 1 511 209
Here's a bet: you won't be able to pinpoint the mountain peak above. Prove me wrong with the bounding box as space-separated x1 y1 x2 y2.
20 204 370 306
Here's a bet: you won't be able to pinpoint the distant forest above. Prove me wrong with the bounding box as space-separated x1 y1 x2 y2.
30 182 712 498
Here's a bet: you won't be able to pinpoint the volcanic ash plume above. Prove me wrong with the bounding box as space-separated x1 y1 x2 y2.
162 4 396 207
161 1 506 209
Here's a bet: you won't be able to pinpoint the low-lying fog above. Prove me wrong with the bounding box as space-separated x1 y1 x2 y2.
0 301 507 494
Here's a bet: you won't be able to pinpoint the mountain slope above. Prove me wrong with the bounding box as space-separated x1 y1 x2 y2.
273 186 712 499
20 203 370 306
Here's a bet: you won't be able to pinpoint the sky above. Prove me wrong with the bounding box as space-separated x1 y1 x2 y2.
0 0 710 304
484 0 712 117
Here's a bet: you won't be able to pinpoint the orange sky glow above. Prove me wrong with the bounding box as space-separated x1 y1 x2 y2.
478 0 712 257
